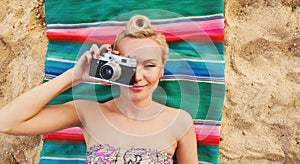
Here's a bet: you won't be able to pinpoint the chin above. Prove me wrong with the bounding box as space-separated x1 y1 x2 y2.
128 91 149 101
120 85 156 101
127 91 152 104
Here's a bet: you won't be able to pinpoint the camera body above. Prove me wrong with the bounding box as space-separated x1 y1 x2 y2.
89 51 136 87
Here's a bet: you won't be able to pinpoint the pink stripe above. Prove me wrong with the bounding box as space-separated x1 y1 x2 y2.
194 125 220 138
46 19 223 43
54 127 83 134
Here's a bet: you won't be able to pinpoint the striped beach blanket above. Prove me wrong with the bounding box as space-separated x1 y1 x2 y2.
40 1 225 164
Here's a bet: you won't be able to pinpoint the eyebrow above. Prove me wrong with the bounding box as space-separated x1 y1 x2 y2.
142 59 158 63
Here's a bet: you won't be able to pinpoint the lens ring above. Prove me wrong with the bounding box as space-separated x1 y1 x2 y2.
100 63 121 81
100 65 113 80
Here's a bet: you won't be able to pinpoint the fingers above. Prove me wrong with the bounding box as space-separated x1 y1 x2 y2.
85 44 112 64
82 51 93 64
89 44 101 57
111 50 120 55
98 44 112 54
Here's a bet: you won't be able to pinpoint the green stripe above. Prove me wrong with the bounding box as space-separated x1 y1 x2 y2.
45 0 224 24
168 41 224 60
156 81 225 120
41 141 86 157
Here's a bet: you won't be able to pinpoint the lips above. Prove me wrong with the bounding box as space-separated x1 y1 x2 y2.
130 85 146 91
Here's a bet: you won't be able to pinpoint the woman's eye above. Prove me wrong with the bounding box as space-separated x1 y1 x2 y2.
144 64 156 68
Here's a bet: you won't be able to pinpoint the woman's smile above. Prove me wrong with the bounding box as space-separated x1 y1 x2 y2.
130 85 147 92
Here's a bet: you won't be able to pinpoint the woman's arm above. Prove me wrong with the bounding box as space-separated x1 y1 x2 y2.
176 126 198 164
0 68 80 135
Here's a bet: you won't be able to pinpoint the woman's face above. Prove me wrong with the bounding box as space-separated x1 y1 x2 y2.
116 37 165 103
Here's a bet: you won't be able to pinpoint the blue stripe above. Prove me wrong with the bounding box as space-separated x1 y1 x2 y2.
164 61 224 78
198 144 220 164
40 159 85 164
45 60 74 76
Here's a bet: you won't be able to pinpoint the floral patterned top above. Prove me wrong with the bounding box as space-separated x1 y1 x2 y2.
86 144 173 164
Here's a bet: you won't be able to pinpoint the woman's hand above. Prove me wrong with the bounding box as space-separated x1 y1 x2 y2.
72 44 119 84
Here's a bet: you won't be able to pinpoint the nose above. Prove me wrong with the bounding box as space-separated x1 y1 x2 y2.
134 66 144 82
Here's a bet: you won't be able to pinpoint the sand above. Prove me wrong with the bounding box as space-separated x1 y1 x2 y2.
222 0 300 163
0 0 299 163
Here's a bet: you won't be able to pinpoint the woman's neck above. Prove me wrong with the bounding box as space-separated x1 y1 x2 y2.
115 96 152 110
114 97 164 121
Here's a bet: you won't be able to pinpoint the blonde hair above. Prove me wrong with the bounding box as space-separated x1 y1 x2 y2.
114 15 169 64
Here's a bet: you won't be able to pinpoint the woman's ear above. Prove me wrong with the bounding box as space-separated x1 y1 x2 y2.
160 70 164 77
160 65 165 77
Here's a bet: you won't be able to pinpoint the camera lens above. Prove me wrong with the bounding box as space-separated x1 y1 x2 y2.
99 63 121 81
100 65 113 79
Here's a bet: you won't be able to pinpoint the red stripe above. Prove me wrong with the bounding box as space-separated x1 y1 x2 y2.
196 134 220 145
43 132 85 142
42 127 85 142
46 31 223 44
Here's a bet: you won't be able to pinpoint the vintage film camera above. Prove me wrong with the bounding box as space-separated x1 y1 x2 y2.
89 50 136 87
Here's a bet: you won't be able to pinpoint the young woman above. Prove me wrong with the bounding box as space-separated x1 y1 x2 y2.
0 15 198 163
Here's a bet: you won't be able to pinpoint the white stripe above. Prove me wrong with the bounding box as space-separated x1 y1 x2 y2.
167 58 224 63
163 74 224 80
40 156 85 161
161 78 224 84
47 57 77 64
194 119 221 123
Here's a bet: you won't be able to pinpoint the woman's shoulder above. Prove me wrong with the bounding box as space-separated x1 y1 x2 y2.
164 106 193 121
160 105 193 130
161 105 194 142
